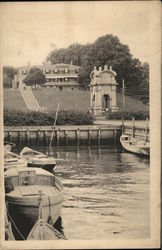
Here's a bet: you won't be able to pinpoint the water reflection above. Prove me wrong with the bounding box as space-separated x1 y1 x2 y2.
14 144 150 239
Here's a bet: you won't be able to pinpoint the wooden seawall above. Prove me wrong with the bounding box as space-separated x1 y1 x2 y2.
4 124 149 147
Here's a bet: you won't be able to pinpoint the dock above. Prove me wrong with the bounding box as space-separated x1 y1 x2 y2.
4 122 149 146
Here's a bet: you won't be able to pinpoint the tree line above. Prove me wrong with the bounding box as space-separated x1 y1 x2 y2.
46 34 149 95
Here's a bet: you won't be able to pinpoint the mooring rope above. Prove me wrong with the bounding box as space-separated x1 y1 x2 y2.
6 208 25 240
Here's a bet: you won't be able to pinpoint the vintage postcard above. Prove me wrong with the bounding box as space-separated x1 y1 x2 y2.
0 1 161 249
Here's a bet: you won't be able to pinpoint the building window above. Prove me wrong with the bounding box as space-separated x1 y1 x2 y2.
75 69 79 73
65 68 69 73
54 69 58 73
64 78 69 82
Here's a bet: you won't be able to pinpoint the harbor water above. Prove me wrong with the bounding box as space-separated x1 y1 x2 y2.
14 143 150 240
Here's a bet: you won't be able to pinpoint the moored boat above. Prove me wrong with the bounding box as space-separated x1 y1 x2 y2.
5 167 63 239
120 134 150 156
20 147 56 173
27 219 66 240
4 150 27 171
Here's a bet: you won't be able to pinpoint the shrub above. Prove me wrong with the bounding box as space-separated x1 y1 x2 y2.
4 110 93 126
106 111 149 120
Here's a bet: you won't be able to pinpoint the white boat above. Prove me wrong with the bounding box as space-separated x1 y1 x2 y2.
27 193 66 240
20 147 56 173
27 219 66 240
5 167 63 239
120 134 150 156
4 150 27 171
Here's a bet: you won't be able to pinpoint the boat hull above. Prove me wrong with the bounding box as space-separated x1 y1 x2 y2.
122 143 149 156
27 219 66 240
120 139 150 156
27 162 55 173
6 186 63 239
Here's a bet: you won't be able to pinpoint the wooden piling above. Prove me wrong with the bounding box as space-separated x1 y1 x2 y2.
44 131 48 145
65 130 68 145
97 128 101 145
76 146 80 158
56 129 60 146
122 119 125 134
132 118 135 137
88 146 92 157
8 130 12 142
76 129 80 146
37 129 40 146
88 129 91 145
26 129 30 145
18 131 21 145
114 129 117 142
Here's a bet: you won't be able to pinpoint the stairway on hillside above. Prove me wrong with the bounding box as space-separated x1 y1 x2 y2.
20 87 41 112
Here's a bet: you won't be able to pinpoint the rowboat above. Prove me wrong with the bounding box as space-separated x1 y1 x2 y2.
27 219 66 240
4 150 27 171
20 147 56 173
27 191 66 240
120 134 150 156
5 167 63 239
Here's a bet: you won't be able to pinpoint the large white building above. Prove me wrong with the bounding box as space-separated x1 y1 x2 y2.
13 63 81 91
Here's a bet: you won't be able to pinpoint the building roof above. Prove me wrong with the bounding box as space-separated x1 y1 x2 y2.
17 63 81 72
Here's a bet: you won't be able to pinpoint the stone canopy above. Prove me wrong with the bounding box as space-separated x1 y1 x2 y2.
89 65 119 116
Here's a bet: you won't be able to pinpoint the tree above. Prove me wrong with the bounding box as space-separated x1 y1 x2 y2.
3 66 17 88
46 43 91 66
46 34 149 93
23 67 46 87
79 35 144 89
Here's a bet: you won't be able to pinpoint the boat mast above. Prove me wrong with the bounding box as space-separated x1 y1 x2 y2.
132 117 135 138
122 79 125 134
122 79 125 110
38 190 43 240
49 103 60 147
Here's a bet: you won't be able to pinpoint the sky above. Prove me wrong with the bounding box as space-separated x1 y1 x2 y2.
0 1 160 67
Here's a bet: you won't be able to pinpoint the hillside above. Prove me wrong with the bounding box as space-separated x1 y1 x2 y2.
33 89 90 112
3 89 148 113
3 89 28 112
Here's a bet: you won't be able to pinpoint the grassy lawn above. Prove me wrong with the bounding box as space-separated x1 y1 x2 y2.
116 92 149 112
33 89 90 112
3 88 148 113
3 89 28 112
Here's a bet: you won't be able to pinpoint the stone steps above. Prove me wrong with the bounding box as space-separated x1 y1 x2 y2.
20 87 41 111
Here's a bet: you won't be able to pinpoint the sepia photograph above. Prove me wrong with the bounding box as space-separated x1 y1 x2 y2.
0 1 161 249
